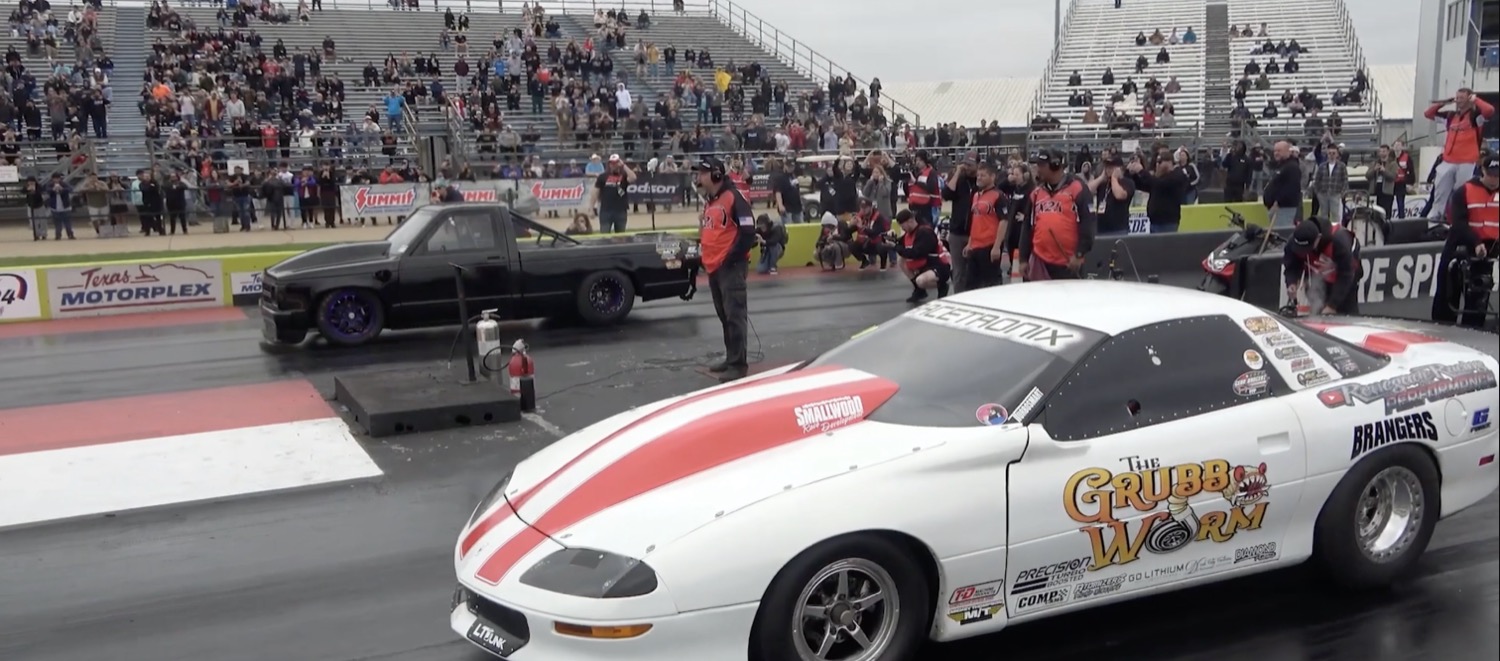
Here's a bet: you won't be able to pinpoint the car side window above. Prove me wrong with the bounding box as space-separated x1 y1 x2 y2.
1042 315 1283 441
423 211 498 254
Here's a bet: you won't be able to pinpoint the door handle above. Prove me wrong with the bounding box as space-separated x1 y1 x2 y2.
1256 432 1292 455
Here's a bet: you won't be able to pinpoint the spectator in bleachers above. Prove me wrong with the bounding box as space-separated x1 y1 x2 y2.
1167 28 1179 46
1134 31 1146 47
1155 47 1169 65
1148 28 1164 46
1257 22 1268 37
1183 27 1196 44
1134 54 1147 74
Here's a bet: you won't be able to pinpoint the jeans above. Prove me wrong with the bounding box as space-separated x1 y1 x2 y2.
1269 206 1298 228
947 233 969 293
1316 193 1343 222
599 208 628 232
52 209 75 239
757 242 783 273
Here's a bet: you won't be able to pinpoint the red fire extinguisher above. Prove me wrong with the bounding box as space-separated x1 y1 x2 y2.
508 339 536 412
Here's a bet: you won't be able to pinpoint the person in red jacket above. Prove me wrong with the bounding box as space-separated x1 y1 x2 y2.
1433 154 1499 328
1423 88 1496 223
1284 216 1363 315
695 156 757 382
893 209 950 303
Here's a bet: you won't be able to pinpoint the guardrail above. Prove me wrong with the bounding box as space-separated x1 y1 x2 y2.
1029 0 1082 128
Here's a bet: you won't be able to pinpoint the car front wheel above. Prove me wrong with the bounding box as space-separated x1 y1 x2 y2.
753 535 928 661
316 288 385 346
1314 444 1440 589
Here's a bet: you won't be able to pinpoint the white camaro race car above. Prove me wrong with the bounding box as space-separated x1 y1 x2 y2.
450 280 1500 661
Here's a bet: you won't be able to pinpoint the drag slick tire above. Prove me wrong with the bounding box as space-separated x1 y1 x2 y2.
315 287 385 346
1313 444 1440 589
576 270 635 325
752 534 928 661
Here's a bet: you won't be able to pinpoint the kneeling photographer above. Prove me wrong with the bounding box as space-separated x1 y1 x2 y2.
851 197 894 270
894 209 951 303
1432 154 1499 329
1284 216 1363 315
816 211 855 270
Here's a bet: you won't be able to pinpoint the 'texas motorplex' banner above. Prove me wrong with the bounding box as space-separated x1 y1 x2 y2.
338 179 594 218
0 269 43 322
47 260 225 318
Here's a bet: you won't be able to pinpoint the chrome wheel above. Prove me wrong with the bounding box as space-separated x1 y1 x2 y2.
1356 466 1425 563
792 559 899 661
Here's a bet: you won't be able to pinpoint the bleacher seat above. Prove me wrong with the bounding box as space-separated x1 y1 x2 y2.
1227 0 1379 140
1031 0 1208 138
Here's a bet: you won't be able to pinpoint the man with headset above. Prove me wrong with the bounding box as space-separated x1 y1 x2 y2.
695 156 758 382
1017 149 1096 280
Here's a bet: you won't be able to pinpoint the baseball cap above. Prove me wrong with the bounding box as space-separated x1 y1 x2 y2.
608 153 621 162
1289 220 1321 254
1483 154 1499 173
693 156 726 176
1031 148 1066 167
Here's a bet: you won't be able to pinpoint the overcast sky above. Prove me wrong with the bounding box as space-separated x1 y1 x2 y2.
730 0 1419 82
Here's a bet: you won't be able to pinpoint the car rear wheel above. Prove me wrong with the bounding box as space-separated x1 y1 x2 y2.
1313 445 1440 589
575 270 636 325
316 288 385 346
752 535 928 661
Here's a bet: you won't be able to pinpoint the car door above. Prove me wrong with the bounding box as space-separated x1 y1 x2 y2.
394 208 513 323
1004 315 1307 620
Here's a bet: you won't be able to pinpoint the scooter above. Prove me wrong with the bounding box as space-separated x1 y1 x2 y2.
1198 208 1286 296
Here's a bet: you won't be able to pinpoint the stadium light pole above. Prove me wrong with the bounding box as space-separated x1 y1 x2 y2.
1055 0 1061 44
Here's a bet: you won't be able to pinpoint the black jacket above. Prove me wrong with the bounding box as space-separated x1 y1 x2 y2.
1283 216 1361 306
1263 158 1303 209
1133 168 1188 226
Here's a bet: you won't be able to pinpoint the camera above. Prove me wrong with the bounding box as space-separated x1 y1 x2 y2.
1446 246 1498 318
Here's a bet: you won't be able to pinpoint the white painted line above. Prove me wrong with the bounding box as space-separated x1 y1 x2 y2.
523 413 567 438
0 418 383 530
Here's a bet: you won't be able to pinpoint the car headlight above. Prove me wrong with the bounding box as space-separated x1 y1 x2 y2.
519 548 660 598
469 473 512 527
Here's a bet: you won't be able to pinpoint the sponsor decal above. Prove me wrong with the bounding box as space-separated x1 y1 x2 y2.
1274 346 1309 361
1289 357 1315 371
1297 369 1333 387
1324 345 1349 358
906 301 1082 350
1264 333 1298 347
1331 358 1360 376
1317 361 1498 414
976 403 1009 426
1071 575 1126 600
1064 456 1271 570
1473 408 1492 433
1243 350 1264 370
1188 553 1235 576
793 395 865 433
949 580 1005 607
1011 588 1070 613
1233 371 1270 397
1234 541 1279 565
457 188 500 203
1011 387 1044 422
1127 212 1151 235
1010 556 1092 596
230 271 263 295
528 179 589 208
47 261 224 318
350 185 418 215
465 619 519 657
0 269 43 321
1357 253 1440 303
947 604 1003 625
1243 316 1280 334
1351 411 1439 460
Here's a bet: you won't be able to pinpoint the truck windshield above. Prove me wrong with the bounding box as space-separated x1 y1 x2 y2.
805 309 1101 428
385 207 444 255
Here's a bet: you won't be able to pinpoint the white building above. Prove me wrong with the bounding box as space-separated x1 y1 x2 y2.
1412 0 1499 146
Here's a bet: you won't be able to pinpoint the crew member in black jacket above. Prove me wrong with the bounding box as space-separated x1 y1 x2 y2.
893 209 950 302
1221 140 1252 202
1262 140 1303 228
1128 152 1187 232
1284 216 1362 314
942 160 977 291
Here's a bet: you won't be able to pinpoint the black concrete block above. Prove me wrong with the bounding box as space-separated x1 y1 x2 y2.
334 368 521 437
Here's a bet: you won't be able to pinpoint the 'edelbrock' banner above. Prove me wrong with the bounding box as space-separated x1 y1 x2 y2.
47 260 225 318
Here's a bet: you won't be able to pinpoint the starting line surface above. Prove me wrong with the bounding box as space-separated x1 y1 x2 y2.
0 381 382 530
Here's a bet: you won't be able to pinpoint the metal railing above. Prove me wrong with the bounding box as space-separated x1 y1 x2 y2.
702 0 921 127
1030 0 1082 127
1331 0 1380 122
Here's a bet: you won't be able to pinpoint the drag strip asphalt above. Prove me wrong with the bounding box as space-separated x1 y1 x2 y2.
2 271 1497 661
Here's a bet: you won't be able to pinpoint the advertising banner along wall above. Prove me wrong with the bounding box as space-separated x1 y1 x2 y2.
0 268 43 322
47 260 225 318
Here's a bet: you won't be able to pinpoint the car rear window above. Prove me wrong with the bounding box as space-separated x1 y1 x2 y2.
806 303 1103 428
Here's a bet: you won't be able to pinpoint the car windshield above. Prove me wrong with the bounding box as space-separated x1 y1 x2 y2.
385 207 444 255
805 307 1102 428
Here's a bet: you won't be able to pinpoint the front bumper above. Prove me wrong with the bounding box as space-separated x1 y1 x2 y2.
450 586 756 661
259 302 311 344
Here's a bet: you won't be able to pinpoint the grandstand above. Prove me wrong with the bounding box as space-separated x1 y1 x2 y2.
1028 0 1382 148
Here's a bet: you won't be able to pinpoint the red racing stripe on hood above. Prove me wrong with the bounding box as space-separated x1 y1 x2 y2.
472 371 900 585
1359 330 1442 354
458 365 841 558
